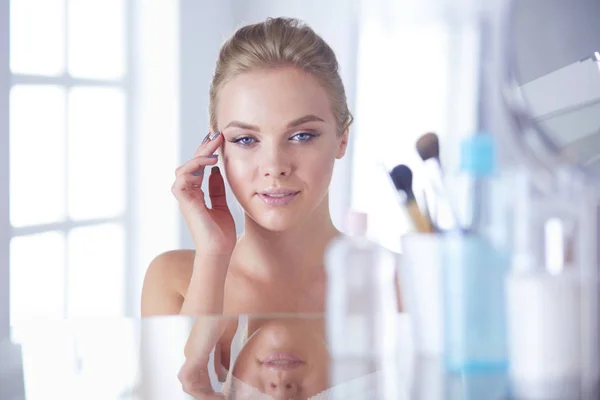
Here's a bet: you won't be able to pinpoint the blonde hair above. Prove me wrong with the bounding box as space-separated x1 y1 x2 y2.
209 17 353 135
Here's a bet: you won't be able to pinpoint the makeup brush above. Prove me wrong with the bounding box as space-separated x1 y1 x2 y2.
416 132 440 166
390 164 434 233
416 132 460 231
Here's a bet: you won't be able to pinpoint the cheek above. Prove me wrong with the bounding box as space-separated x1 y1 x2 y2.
307 374 330 396
231 347 265 391
301 147 337 187
231 368 264 396
223 154 253 191
305 349 330 395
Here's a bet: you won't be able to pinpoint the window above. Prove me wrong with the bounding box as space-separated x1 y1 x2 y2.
8 0 130 336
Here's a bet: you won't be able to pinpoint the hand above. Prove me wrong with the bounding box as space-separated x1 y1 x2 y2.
178 359 225 400
178 317 230 399
171 132 237 257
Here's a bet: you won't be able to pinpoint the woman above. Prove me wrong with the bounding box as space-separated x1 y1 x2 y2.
141 17 352 319
141 17 402 398
141 16 353 398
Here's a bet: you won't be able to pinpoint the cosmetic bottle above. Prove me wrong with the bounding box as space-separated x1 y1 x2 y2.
325 210 400 399
505 168 583 400
442 134 510 373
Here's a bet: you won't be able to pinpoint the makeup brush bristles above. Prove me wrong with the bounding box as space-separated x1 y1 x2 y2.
416 132 440 162
390 164 414 200
415 131 462 232
390 164 433 233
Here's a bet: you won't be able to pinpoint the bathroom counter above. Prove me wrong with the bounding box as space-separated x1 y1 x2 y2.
0 314 511 400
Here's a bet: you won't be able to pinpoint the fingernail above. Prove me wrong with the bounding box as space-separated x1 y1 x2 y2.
201 132 211 144
207 154 218 159
212 166 220 174
212 131 221 140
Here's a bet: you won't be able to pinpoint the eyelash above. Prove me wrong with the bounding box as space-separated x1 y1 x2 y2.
230 132 319 147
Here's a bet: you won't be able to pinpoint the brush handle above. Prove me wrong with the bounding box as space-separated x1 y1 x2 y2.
407 200 434 233
423 158 460 231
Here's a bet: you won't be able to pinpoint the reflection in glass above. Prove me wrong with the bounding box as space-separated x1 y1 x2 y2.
179 315 396 399
67 0 125 79
9 85 66 227
225 317 330 399
9 0 65 76
10 231 66 330
16 319 138 400
67 87 126 221
7 315 515 399
20 327 79 400
70 321 138 398
444 370 508 400
67 223 125 317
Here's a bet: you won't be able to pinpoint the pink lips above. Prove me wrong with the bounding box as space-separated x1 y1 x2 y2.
258 189 299 206
261 353 305 371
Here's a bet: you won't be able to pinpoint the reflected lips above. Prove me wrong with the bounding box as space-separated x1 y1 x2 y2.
261 353 305 370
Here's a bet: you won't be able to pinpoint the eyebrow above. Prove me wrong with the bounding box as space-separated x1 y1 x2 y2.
287 114 326 128
223 114 326 132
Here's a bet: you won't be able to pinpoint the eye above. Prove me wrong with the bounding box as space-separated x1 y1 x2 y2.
290 132 317 142
232 136 256 146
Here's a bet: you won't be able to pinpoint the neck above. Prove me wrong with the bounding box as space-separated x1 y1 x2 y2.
236 197 340 279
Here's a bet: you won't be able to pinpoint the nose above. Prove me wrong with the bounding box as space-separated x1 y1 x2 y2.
260 144 292 178
265 378 300 399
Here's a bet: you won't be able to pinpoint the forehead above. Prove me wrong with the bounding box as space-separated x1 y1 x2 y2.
217 67 335 128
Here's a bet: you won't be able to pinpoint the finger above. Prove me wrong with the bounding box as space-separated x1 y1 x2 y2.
208 167 229 210
200 131 211 145
176 155 219 178
172 173 205 190
214 344 228 383
171 177 206 204
194 131 223 158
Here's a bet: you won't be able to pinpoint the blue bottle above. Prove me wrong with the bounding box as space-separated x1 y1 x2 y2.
442 134 510 373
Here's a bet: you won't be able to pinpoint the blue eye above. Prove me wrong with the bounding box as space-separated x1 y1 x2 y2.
291 132 316 141
233 136 256 146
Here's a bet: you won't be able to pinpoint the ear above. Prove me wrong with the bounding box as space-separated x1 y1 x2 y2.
335 127 350 159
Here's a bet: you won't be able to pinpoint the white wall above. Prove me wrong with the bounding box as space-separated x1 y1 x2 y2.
351 1 459 250
178 0 239 249
129 0 181 316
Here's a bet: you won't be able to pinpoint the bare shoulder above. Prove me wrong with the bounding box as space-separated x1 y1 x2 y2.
141 249 195 317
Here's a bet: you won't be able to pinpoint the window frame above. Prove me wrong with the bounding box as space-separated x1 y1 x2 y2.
1 0 11 340
3 0 136 335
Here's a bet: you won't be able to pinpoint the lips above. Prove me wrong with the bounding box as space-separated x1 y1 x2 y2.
258 189 300 206
261 353 305 371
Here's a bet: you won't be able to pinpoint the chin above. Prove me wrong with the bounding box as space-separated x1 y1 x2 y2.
242 195 312 232
252 211 303 232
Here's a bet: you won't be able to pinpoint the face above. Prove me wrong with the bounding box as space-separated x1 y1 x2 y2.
216 67 349 231
229 318 330 400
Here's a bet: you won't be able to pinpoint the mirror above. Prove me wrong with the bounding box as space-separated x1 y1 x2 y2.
511 0 600 178
6 314 511 400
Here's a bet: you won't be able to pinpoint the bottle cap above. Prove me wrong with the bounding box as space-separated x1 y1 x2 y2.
460 133 496 176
